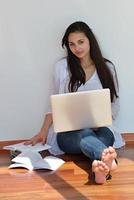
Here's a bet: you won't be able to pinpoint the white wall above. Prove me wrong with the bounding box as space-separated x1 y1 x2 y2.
0 0 134 140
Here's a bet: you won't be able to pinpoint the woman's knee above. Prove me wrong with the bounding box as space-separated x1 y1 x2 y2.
96 127 115 146
80 137 86 150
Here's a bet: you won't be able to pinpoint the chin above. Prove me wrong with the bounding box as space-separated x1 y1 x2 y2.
75 54 84 59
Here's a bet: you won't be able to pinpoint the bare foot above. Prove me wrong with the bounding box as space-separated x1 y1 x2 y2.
92 160 109 184
101 146 117 171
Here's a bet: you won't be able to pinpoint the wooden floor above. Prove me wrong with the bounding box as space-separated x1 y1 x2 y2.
0 143 134 200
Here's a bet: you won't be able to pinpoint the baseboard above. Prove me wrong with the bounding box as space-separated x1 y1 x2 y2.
0 133 134 152
121 133 134 145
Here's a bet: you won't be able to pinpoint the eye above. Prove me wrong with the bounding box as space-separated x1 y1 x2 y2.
69 42 74 47
78 40 84 44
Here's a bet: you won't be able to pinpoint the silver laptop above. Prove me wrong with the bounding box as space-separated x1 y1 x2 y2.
50 89 112 133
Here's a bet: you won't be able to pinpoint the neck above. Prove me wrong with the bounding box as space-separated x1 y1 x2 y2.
80 56 94 69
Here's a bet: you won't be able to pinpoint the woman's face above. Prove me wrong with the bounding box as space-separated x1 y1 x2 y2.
68 32 90 60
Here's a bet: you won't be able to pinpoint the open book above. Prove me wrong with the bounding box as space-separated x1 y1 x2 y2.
3 142 51 152
9 150 65 171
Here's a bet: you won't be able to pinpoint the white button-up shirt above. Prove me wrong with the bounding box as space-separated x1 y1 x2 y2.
46 58 125 155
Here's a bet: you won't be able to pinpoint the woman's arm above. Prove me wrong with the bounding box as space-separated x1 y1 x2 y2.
25 59 66 146
24 113 53 145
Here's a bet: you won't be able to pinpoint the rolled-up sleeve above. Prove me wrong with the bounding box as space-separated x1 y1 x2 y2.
46 59 67 113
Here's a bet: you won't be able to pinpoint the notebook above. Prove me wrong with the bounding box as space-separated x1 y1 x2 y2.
50 89 112 133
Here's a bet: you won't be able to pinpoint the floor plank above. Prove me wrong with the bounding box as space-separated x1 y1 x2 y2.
0 143 134 200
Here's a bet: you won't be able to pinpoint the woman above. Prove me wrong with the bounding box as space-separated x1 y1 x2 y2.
25 21 125 184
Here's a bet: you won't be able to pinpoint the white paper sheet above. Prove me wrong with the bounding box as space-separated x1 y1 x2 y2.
9 150 65 171
3 142 51 152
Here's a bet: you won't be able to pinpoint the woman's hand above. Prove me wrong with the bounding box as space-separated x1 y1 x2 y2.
24 131 47 146
24 113 52 146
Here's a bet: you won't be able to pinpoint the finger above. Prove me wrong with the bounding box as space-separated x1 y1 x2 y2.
31 141 36 146
24 140 32 145
42 138 46 145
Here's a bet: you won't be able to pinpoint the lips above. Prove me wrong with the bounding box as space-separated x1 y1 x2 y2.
75 51 83 56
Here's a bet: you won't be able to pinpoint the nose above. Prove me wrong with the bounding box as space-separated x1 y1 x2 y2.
75 45 80 52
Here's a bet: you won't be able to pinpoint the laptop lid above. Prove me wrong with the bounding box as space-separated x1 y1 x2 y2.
50 89 112 133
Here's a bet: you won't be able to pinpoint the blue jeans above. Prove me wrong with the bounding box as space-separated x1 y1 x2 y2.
57 127 115 161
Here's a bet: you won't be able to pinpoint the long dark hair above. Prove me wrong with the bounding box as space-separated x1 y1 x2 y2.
62 21 118 102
